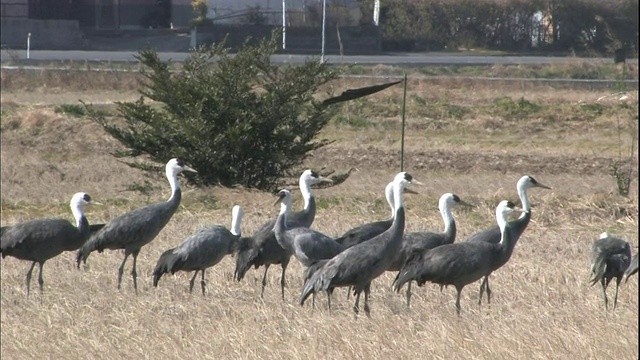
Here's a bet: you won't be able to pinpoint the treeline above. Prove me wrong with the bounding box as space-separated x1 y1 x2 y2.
355 0 638 55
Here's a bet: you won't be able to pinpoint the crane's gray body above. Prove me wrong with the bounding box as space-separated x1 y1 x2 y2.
153 225 241 293
233 197 315 298
589 235 632 310
300 207 406 316
78 190 181 261
1 217 90 262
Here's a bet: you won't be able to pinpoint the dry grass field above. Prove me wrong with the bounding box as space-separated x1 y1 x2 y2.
1 63 638 359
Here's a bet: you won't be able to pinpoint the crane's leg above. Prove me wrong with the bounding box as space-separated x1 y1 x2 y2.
485 277 492 304
363 282 372 317
260 264 270 299
37 262 45 294
117 252 131 291
312 291 316 309
478 276 487 305
347 286 352 300
612 277 621 310
280 261 288 301
189 271 198 293
327 289 333 314
353 290 362 318
601 278 608 310
406 281 412 308
130 249 140 294
25 261 37 297
200 270 207 296
455 286 463 316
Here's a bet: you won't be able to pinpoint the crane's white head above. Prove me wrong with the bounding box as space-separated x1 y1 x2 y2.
231 205 243 236
273 189 293 214
439 193 472 211
496 200 524 226
166 158 198 177
300 169 333 186
70 192 95 208
517 175 551 191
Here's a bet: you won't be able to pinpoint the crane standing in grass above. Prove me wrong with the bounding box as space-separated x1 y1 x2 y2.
466 175 551 305
233 170 332 300
1 192 101 296
153 205 244 295
589 232 632 310
76 158 197 293
393 200 524 315
300 172 419 317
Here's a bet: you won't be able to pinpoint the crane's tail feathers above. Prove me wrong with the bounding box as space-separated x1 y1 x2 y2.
89 223 106 236
234 237 257 281
588 253 607 286
299 281 315 306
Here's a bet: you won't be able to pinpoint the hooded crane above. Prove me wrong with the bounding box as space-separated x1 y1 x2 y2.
387 193 472 307
300 172 417 317
233 170 332 299
152 205 244 295
589 232 631 310
393 200 523 315
333 181 397 249
1 192 99 296
466 175 550 305
76 158 197 293
624 253 638 283
273 189 342 267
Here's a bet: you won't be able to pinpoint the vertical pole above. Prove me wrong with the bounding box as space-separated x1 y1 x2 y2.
373 0 380 26
26 33 31 60
282 0 286 49
321 0 326 62
400 73 407 172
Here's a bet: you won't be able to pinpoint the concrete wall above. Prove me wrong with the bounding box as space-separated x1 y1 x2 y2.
0 0 27 18
0 18 83 49
194 24 381 54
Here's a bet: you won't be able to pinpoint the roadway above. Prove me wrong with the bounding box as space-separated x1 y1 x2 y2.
2 50 635 66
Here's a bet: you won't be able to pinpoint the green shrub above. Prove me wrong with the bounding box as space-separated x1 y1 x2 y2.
84 31 340 191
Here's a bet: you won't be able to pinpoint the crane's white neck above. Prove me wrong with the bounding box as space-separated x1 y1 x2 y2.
497 209 509 246
516 180 531 217
167 168 180 201
299 178 313 209
392 181 404 212
385 182 395 217
279 197 291 223
70 203 85 228
439 200 453 233
230 207 243 236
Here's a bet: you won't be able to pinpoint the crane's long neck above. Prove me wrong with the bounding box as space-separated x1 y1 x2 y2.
273 200 292 251
517 183 531 217
497 212 512 249
385 182 395 218
71 204 89 235
167 170 181 202
440 204 456 243
300 179 312 210
230 212 242 237
386 182 406 252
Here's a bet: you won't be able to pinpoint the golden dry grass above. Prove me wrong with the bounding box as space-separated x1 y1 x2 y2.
1 70 638 359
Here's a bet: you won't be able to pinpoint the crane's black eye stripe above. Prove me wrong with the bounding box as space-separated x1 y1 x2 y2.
404 173 413 182
506 201 516 208
453 195 460 202
310 170 319 178
175 158 185 167
529 176 538 184
83 194 92 202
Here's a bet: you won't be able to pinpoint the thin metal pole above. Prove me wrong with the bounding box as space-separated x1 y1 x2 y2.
321 0 326 62
26 33 31 60
400 73 407 171
282 0 286 49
